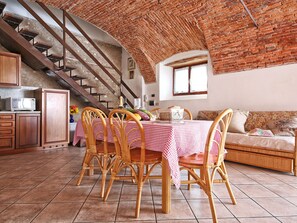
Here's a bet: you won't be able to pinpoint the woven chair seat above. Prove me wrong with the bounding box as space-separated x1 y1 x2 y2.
95 141 116 154
130 148 162 163
179 153 217 167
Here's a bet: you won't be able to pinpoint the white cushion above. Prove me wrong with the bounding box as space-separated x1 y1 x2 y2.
228 110 249 133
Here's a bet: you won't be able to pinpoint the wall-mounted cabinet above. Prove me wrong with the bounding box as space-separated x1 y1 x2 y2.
0 51 21 87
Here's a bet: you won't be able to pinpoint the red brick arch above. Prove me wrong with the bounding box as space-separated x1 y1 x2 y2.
39 0 297 83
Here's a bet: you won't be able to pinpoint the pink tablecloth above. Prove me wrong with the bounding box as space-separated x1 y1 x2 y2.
73 119 213 188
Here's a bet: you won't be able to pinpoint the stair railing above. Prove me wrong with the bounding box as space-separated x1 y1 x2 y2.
18 0 116 94
18 0 138 109
61 10 138 108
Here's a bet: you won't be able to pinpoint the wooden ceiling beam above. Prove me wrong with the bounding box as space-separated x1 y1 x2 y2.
165 55 208 68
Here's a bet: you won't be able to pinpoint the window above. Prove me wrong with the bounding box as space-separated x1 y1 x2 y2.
173 63 208 95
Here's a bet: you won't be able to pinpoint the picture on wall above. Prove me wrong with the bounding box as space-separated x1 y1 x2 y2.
129 70 134 79
128 57 135 71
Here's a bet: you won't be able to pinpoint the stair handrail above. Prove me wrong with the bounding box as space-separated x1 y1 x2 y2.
121 80 138 98
37 2 120 86
63 10 122 76
18 0 117 95
36 1 139 105
0 9 110 113
18 0 139 110
63 9 139 107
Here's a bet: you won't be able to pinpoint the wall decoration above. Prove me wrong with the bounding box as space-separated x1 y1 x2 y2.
128 57 135 71
129 70 134 79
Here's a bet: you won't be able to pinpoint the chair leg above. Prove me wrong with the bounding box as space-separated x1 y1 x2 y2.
208 191 218 223
103 158 120 201
202 169 218 223
77 153 92 186
135 165 144 218
88 158 95 176
187 171 192 190
100 156 109 198
76 166 87 186
101 170 107 198
220 162 236 205
135 181 143 218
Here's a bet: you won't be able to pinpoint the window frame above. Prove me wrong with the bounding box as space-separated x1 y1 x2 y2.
172 62 208 96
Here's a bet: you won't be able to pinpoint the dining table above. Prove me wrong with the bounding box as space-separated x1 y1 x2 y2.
73 119 213 213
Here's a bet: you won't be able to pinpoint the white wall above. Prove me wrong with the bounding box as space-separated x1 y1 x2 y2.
145 50 297 117
121 50 145 107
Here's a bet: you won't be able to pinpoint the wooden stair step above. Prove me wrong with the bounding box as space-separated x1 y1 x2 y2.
70 75 86 81
100 100 112 103
47 54 63 63
34 42 52 53
19 29 38 42
91 93 106 96
0 2 6 15
81 84 95 89
2 13 23 29
59 66 75 72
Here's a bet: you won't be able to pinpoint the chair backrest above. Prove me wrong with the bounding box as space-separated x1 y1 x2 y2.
203 108 233 167
108 109 145 163
81 107 108 154
183 108 193 120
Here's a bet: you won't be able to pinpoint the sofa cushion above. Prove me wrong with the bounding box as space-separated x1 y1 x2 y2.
197 110 218 120
226 132 295 152
228 110 249 133
244 111 297 131
248 128 274 137
267 117 297 136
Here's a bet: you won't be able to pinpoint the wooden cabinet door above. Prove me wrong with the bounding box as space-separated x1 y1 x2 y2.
0 52 21 87
0 136 15 150
37 89 69 147
16 113 40 149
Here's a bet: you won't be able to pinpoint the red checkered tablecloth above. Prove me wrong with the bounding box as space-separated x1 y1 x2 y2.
73 120 213 188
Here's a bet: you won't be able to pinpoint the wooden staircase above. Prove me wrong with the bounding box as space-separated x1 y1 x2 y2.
0 0 137 114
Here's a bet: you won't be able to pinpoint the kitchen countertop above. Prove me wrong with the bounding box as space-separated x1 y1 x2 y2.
0 111 41 114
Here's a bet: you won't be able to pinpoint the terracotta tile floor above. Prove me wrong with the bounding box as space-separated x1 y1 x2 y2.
0 146 297 222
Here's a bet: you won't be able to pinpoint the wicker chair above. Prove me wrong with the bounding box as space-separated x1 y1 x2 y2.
77 107 116 198
104 109 162 218
179 108 236 223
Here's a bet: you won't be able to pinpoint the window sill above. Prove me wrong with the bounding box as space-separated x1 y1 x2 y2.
161 94 207 101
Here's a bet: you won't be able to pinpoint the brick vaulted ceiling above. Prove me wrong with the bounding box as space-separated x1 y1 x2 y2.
39 0 297 83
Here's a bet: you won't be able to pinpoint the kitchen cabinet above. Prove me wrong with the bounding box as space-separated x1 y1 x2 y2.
35 88 69 148
16 113 40 149
0 113 15 150
0 51 21 87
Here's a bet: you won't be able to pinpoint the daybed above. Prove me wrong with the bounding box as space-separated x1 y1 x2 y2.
197 110 297 175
